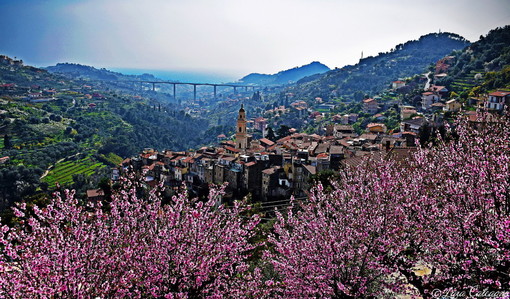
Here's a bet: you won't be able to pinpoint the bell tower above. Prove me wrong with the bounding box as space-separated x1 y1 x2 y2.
236 104 248 150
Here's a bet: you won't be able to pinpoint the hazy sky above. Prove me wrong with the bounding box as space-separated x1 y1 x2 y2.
1 0 509 79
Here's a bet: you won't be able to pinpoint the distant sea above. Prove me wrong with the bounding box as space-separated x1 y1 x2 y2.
111 68 238 84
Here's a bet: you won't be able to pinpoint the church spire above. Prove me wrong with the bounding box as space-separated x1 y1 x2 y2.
236 104 248 151
238 104 246 120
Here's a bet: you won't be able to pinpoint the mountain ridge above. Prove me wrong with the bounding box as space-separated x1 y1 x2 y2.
289 32 470 100
45 63 161 82
239 61 330 85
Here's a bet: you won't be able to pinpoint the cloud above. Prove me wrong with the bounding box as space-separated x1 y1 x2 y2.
1 0 509 76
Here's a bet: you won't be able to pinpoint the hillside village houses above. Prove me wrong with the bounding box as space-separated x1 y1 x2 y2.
119 104 420 203
0 60 507 202
114 79 510 203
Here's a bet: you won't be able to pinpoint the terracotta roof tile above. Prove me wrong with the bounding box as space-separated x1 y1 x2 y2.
489 91 510 97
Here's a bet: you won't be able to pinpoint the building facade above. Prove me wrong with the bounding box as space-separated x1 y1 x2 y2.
236 104 248 150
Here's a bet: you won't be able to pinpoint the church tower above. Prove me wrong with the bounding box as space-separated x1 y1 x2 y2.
236 104 248 150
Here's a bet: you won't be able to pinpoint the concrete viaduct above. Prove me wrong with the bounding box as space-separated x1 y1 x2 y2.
120 80 260 101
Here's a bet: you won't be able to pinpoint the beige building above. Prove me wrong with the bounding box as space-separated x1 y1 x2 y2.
444 99 461 112
236 104 248 151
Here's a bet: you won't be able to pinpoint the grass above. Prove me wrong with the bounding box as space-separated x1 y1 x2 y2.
42 156 105 186
28 122 67 136
98 152 123 166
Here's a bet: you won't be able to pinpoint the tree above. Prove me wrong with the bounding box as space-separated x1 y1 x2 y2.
3 134 12 149
276 125 291 138
265 126 276 141
0 165 41 210
0 179 260 297
396 114 510 296
263 112 510 298
308 169 339 191
264 161 414 298
251 91 261 102
447 91 459 101
98 177 112 200
353 90 365 102
64 126 73 135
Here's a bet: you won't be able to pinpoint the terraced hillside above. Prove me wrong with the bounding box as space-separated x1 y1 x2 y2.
42 155 104 186
450 69 484 92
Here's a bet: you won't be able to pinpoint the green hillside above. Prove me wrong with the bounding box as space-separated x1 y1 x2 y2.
434 25 510 97
0 56 215 208
290 32 470 100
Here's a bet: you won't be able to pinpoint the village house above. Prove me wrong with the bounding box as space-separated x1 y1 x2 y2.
0 156 10 164
430 102 446 112
87 189 105 202
259 138 275 149
348 113 359 123
366 123 387 133
0 83 16 91
428 85 449 98
28 92 43 99
392 80 406 89
253 117 267 132
434 73 448 80
400 106 417 120
43 89 57 96
111 168 120 181
485 91 510 111
444 99 462 112
363 98 379 114
333 125 356 138
421 92 440 110
331 114 343 123
261 166 281 200
401 117 426 134
374 113 386 121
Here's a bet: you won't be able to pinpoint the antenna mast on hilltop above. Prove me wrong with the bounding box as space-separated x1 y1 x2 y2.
361 51 363 60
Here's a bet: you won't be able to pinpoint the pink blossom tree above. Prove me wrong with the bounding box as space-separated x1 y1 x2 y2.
0 180 260 298
264 112 510 298
397 114 510 297
1 113 509 298
264 160 417 298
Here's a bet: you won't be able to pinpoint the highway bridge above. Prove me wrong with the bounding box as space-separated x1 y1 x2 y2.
104 80 261 101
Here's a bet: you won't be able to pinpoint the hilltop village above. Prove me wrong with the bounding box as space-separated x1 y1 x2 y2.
1 28 509 206
118 84 510 202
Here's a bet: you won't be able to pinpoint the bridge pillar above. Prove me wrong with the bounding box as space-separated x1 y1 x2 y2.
193 84 197 101
213 85 217 98
173 83 176 100
152 83 156 91
233 86 237 93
